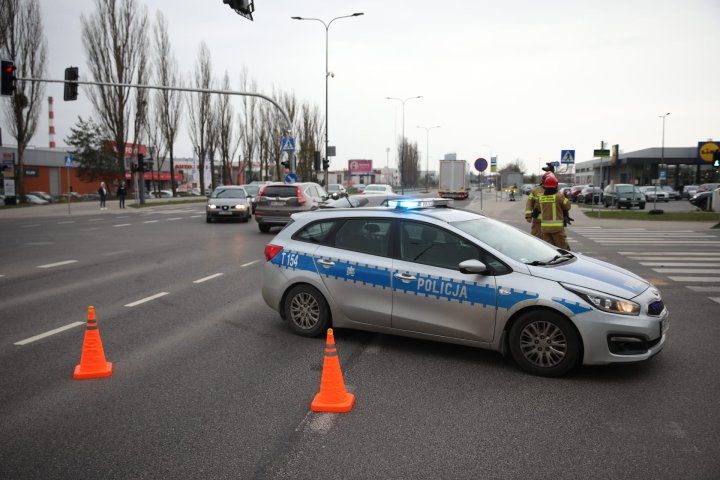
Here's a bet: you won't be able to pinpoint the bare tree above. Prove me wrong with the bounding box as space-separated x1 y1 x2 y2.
187 41 213 194
398 137 420 188
81 0 148 174
297 102 322 182
152 10 182 196
237 68 258 183
215 72 240 185
1 0 47 198
206 100 219 190
144 95 166 196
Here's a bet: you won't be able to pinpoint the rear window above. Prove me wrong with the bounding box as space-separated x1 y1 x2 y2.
293 220 337 243
263 186 298 198
334 219 392 257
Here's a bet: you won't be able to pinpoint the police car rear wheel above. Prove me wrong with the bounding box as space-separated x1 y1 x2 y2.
284 285 329 337
509 311 580 377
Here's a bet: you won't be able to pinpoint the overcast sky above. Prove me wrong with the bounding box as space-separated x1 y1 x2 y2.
14 0 720 174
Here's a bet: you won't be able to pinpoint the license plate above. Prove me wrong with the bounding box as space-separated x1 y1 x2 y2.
270 201 285 206
219 211 232 215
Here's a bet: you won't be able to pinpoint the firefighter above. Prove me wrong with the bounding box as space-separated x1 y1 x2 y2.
538 173 571 250
525 169 553 238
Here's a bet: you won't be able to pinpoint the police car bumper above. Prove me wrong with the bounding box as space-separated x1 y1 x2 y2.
576 289 668 365
261 261 287 313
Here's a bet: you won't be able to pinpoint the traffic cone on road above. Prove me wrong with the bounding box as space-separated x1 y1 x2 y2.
73 306 113 380
311 328 355 412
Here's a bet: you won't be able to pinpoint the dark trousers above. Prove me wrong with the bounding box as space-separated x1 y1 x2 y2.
119 196 125 208
100 196 106 208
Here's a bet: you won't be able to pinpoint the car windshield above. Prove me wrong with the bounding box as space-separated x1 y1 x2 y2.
452 218 565 264
211 188 246 199
616 186 637 193
243 185 259 195
365 185 385 192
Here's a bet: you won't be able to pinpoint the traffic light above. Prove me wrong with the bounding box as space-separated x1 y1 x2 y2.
63 66 79 101
314 151 321 171
137 153 145 172
1 60 17 96
131 163 138 173
713 149 720 168
322 158 330 171
222 0 254 20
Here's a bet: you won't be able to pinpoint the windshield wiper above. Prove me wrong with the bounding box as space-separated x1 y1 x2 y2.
527 253 574 266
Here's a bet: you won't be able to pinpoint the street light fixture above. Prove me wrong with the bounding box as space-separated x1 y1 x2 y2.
291 13 364 187
417 125 440 192
386 96 423 194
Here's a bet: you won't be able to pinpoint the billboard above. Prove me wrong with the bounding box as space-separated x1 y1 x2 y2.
348 159 372 173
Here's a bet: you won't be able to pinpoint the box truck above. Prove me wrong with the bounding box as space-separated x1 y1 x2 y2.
438 160 470 199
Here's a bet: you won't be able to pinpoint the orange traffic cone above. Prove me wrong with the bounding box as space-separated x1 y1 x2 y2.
73 306 113 380
311 328 355 412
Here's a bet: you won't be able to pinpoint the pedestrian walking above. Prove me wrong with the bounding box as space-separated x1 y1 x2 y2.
117 182 127 209
538 174 571 250
98 181 108 210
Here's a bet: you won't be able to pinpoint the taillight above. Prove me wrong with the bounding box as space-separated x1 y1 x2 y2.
264 244 283 262
259 185 267 197
296 186 306 204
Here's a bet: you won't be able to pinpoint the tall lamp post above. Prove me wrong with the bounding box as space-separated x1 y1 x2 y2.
657 112 670 211
417 125 440 192
386 96 423 194
291 12 364 187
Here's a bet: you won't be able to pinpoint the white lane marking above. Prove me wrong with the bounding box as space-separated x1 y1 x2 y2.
167 217 182 221
25 242 55 245
589 241 720 244
241 260 259 267
14 321 86 346
103 250 129 256
117 216 128 219
0 274 5 278
190 215 203 218
295 411 338 435
37 260 78 269
143 220 159 224
709 298 720 305
193 273 224 283
57 221 75 224
22 224 40 228
620 252 720 256
641 262 720 267
124 292 169 307
630 257 720 261
687 286 720 292
653 268 720 274
79 227 100 231
88 218 103 222
114 223 132 227
668 277 720 283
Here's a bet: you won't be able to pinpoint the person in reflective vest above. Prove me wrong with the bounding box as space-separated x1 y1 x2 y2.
525 170 552 238
538 174 571 250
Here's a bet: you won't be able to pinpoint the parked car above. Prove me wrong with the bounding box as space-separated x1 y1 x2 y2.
569 185 588 202
240 184 261 214
681 185 699 199
661 186 680 200
603 184 646 209
28 191 53 203
22 194 49 205
254 182 328 232
557 183 572 198
152 189 173 198
206 185 251 223
521 184 534 195
689 187 718 211
697 183 720 194
327 184 348 198
638 186 669 202
579 187 603 204
362 184 394 195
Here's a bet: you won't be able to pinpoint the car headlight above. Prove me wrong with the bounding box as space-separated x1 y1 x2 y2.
562 285 640 316
234 204 247 209
208 204 217 209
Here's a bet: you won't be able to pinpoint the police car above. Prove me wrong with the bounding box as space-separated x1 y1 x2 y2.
261 199 668 377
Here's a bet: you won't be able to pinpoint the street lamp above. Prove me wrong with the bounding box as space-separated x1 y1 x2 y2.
291 12 364 187
417 125 440 192
657 112 670 211
386 96 423 194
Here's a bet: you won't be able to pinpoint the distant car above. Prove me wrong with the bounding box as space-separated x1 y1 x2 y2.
639 186 669 202
327 184 348 198
28 191 53 203
661 186 680 200
240 184 261 214
152 189 173 198
578 187 603 204
557 183 572 198
254 182 329 232
697 183 720 194
321 194 412 209
23 194 49 205
206 185 251 223
603 184 646 209
363 184 394 195
521 184 534 195
569 185 588 203
682 185 699 199
689 187 718 211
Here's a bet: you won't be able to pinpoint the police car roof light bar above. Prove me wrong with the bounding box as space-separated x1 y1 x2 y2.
386 198 452 210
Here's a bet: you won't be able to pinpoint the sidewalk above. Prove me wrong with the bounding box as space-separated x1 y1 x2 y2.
0 196 206 220
467 189 718 232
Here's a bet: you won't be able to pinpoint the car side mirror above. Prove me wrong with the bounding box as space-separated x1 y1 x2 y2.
459 259 489 275
330 192 339 200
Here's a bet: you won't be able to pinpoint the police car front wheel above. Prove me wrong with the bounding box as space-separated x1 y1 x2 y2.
508 311 581 377
283 284 330 337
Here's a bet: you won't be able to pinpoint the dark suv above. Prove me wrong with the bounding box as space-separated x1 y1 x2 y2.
603 184 646 209
255 182 328 232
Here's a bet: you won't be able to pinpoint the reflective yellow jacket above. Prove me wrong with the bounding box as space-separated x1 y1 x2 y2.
539 193 570 233
525 185 545 221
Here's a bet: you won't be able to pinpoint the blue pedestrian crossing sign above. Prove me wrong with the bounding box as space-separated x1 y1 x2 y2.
285 172 298 184
281 137 296 152
64 155 73 167
561 150 575 164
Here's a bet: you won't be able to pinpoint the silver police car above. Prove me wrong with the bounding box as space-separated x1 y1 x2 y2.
261 199 668 377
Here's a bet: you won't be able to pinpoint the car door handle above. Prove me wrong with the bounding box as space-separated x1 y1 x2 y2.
394 272 417 282
318 259 335 267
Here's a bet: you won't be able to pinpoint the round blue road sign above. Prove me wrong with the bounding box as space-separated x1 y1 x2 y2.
474 158 488 172
285 173 298 184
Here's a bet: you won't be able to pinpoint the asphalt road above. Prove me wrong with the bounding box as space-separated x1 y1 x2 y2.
1 196 719 479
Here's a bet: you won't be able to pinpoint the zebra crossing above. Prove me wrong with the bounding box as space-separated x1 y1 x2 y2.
570 227 720 305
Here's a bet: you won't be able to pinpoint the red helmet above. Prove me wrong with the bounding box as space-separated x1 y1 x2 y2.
544 174 558 189
541 171 552 183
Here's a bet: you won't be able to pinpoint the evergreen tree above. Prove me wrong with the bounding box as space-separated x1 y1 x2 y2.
65 116 117 182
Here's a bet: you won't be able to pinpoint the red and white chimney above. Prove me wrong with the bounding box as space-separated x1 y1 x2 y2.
48 96 56 149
